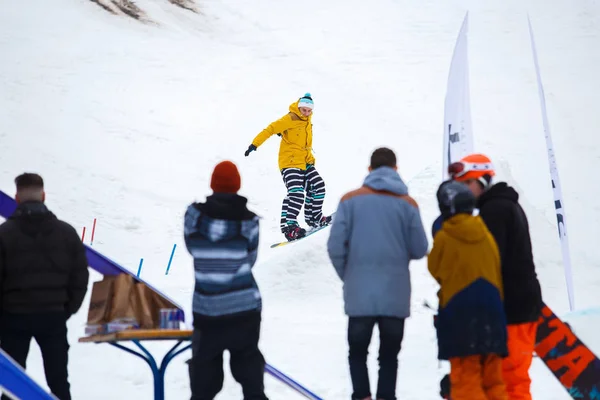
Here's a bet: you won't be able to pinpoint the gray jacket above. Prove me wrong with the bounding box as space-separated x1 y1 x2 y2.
327 167 429 318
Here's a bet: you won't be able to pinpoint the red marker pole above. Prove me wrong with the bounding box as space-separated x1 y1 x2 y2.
91 218 97 245
81 227 86 242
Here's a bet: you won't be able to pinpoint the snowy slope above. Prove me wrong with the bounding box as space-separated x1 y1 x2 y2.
1 0 599 398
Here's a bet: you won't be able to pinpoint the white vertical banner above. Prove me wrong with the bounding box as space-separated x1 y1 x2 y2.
443 12 474 180
528 15 575 311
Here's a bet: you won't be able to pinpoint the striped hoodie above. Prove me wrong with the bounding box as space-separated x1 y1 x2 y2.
184 193 261 317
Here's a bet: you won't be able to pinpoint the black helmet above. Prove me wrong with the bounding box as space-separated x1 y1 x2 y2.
436 180 476 220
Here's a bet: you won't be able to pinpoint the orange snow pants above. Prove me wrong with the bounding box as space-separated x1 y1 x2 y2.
502 322 538 400
449 354 508 400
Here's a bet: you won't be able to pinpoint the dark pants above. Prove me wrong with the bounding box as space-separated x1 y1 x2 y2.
0 312 71 400
190 311 268 400
348 316 405 400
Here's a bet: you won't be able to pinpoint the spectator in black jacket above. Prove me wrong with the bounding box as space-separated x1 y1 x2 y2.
0 173 89 400
449 154 543 400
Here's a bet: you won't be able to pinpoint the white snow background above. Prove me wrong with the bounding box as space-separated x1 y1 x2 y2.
1 0 599 398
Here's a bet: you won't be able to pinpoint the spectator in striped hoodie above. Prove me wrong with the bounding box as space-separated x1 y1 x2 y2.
184 160 268 400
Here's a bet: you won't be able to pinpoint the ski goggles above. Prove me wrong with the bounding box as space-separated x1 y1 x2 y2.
447 161 495 180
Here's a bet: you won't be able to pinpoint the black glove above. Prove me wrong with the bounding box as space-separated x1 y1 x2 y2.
244 144 257 157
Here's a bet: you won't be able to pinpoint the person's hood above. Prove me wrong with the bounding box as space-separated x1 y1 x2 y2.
442 214 488 244
363 166 408 195
191 193 252 220
10 201 57 237
479 182 519 205
289 100 311 121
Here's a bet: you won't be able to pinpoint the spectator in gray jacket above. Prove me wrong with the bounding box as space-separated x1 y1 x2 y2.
327 147 428 400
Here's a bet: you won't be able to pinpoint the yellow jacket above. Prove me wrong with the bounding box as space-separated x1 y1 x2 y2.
251 100 315 170
428 214 503 308
427 213 508 360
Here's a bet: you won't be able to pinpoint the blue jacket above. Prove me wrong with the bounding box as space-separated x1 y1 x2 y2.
327 167 429 318
184 194 261 318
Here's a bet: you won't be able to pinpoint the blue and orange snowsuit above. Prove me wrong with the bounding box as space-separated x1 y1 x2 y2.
428 214 508 400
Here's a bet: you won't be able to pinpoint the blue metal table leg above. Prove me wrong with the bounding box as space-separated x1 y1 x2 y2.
131 340 163 399
108 340 191 400
109 342 159 372
158 341 192 378
109 342 162 398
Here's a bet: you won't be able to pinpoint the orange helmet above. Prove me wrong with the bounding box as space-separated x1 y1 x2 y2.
448 153 495 188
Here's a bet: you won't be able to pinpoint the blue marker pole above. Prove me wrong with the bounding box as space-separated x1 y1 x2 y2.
137 258 144 278
165 244 177 275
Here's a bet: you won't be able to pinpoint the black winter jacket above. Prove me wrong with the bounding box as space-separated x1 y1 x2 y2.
477 183 543 324
0 201 89 316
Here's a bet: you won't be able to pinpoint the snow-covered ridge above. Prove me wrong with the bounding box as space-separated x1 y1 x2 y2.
89 0 199 22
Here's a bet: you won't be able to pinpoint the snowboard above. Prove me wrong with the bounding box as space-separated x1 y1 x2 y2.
270 213 336 248
435 302 600 399
534 302 600 399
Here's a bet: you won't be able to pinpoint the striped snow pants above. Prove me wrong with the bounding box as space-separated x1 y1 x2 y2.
280 166 326 231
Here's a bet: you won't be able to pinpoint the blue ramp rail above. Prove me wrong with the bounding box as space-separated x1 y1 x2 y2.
0 348 57 400
266 364 323 399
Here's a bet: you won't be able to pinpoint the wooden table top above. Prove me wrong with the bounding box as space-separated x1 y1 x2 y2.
79 329 193 343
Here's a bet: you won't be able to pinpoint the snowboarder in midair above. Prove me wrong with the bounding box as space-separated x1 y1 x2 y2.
244 93 332 241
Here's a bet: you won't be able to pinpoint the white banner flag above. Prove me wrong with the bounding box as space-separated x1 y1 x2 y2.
528 15 575 311
443 12 474 180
